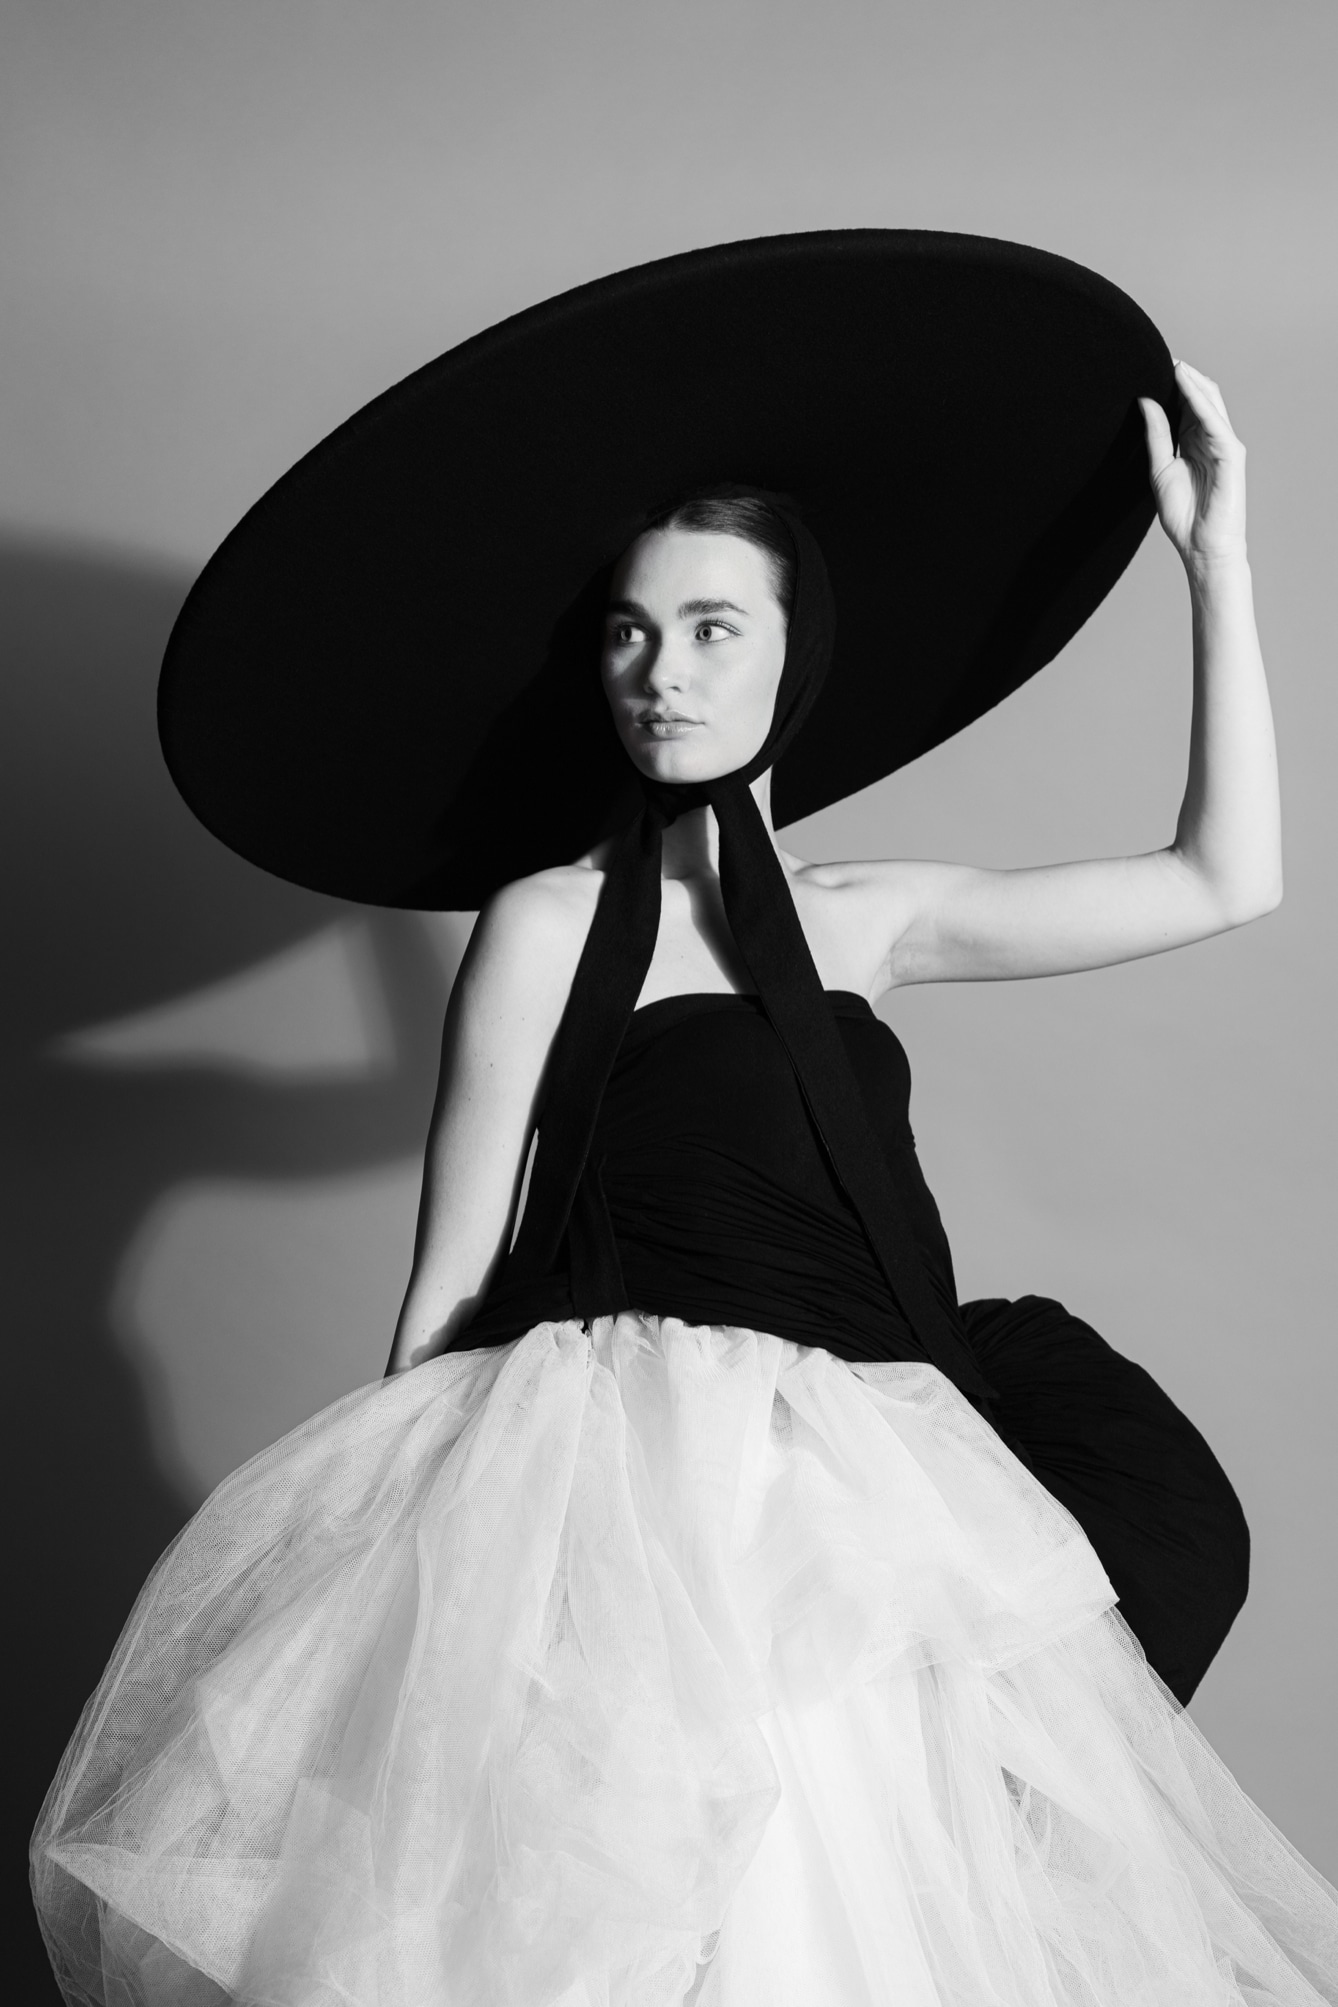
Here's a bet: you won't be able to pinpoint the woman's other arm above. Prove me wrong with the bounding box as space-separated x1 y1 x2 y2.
877 362 1281 986
384 871 592 1374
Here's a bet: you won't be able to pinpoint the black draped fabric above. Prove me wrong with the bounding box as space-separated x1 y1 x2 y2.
961 1295 1250 1706
466 991 1247 1701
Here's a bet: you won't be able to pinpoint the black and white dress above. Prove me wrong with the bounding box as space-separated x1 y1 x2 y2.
32 990 1338 2006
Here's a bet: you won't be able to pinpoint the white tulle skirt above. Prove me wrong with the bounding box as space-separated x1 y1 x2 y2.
32 1314 1338 2006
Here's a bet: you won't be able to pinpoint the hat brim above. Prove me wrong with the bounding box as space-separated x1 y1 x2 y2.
159 229 1174 909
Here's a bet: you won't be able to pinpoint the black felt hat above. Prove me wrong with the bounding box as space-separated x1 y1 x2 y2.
159 228 1174 910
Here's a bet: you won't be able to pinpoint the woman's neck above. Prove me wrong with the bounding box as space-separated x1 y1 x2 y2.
659 769 778 881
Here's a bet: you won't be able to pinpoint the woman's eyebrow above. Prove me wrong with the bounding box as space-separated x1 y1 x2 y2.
605 596 748 620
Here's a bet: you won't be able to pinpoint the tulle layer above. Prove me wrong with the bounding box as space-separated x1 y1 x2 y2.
32 1314 1338 2006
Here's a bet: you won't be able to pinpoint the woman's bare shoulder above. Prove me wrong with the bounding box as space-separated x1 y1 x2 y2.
455 861 605 1051
784 850 915 889
480 858 604 955
781 851 930 994
784 851 923 926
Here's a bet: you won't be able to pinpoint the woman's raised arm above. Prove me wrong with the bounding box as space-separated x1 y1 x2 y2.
876 362 1281 987
384 872 592 1374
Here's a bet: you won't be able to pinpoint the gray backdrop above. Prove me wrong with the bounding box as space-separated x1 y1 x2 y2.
6 3 1335 1992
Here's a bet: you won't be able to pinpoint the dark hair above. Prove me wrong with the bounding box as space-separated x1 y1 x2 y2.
640 492 797 623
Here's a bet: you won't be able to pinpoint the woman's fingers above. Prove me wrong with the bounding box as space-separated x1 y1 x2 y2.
1175 361 1240 447
1178 359 1228 413
1139 397 1177 482
1140 397 1193 544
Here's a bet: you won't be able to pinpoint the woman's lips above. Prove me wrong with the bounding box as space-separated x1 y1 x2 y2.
637 716 700 739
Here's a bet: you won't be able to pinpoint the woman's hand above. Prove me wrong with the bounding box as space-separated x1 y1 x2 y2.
1140 361 1247 576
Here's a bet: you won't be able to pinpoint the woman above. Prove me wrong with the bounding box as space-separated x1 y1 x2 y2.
33 236 1337 2005
390 369 1264 1703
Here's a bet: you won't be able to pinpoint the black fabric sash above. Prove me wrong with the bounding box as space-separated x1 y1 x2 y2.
494 497 996 1411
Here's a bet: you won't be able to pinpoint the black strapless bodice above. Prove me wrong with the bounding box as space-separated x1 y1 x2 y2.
592 990 962 1357
465 990 962 1364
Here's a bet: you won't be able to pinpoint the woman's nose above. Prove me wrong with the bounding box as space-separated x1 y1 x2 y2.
642 640 688 694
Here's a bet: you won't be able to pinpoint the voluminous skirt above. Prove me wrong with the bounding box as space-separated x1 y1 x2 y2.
32 1315 1338 2006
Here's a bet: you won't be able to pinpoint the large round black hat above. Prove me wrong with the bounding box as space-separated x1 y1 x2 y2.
159 228 1174 910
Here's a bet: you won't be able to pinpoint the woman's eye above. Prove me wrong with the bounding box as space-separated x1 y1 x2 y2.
694 622 733 642
612 624 640 646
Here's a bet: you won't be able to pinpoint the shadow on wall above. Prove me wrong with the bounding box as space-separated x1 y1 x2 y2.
2 540 465 2000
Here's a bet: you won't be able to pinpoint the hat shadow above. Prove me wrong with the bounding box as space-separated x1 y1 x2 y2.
2 539 461 2000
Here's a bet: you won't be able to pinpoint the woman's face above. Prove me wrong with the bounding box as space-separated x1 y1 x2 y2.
600 529 788 784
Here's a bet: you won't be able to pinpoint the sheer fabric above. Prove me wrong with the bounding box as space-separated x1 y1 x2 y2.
33 1316 1338 2006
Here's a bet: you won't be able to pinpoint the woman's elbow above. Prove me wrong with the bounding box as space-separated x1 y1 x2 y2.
1166 848 1283 933
1218 872 1284 929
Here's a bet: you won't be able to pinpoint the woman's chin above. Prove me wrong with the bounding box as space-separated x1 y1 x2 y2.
624 738 726 787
